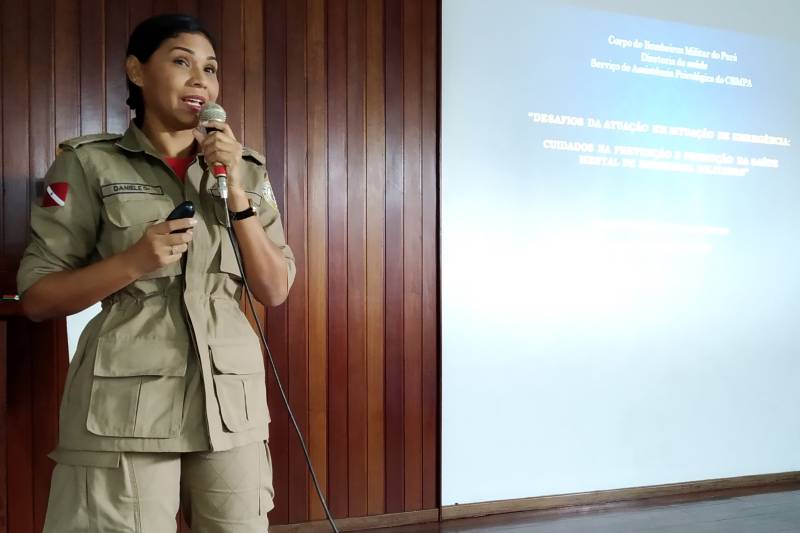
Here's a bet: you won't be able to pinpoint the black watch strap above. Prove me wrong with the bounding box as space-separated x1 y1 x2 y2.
229 206 257 221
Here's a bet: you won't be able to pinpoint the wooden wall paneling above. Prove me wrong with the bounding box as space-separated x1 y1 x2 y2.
365 0 386 517
154 0 178 14
129 0 154 29
264 0 290 525
54 0 81 146
105 0 129 135
220 0 243 138
286 0 310 523
0 1 442 528
402 0 424 512
0 0 4 267
305 0 329 521
28 0 56 529
29 0 54 197
243 0 265 153
241 8 269 520
324 0 352 520
177 0 199 17
198 0 221 55
32 321 67 533
0 320 7 531
326 0 349 519
346 0 368 519
383 0 406 514
241 0 264 328
80 0 105 135
7 321 34 532
421 0 440 511
2 0 31 265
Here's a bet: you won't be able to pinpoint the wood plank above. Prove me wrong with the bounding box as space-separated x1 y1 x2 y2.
198 0 220 51
243 0 265 153
383 0 405 514
29 0 54 207
220 0 243 139
440 472 800 522
106 0 130 134
305 0 329 522
153 0 177 13
0 0 4 258
7 320 34 532
32 321 64 532
240 9 268 524
176 0 199 17
54 0 81 145
270 508 439 533
2 0 31 261
28 2 57 528
326 0 349 519
0 320 7 531
129 0 154 30
364 0 386 517
420 0 439 512
345 0 368 519
286 0 310 523
402 0 423 512
264 0 289 525
80 0 105 135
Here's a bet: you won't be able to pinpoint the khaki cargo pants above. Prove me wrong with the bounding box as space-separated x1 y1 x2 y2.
42 442 274 532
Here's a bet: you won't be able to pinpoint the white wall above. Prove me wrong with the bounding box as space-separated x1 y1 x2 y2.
442 0 800 506
66 303 101 360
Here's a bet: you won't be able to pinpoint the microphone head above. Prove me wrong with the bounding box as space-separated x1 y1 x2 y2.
198 102 227 124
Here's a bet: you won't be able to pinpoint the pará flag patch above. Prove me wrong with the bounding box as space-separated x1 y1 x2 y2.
262 180 278 210
42 182 69 208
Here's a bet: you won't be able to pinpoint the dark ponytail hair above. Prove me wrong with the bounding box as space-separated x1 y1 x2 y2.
126 14 217 126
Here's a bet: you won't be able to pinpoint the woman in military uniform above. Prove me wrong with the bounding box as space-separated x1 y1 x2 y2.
17 13 294 532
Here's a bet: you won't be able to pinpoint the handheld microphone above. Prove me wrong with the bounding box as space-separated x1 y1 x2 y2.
198 102 229 200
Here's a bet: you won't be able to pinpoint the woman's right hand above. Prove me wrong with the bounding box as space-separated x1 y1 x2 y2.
124 218 197 277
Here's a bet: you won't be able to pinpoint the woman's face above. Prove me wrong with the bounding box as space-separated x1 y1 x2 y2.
131 32 219 131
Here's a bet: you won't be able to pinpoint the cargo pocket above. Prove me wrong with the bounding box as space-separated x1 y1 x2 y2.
102 195 181 279
209 339 269 433
86 337 188 438
259 442 275 517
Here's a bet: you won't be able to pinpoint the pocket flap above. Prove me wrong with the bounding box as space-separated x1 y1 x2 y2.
218 236 243 278
94 337 188 377
209 338 264 374
104 196 173 227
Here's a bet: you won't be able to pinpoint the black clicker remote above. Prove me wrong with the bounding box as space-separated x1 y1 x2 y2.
166 201 195 233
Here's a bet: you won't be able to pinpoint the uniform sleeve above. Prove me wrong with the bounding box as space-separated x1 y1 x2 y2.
16 149 101 295
256 171 296 291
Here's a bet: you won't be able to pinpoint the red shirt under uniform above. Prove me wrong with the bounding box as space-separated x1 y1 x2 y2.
164 156 194 182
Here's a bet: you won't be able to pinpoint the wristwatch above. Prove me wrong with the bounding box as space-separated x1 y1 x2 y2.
229 206 257 221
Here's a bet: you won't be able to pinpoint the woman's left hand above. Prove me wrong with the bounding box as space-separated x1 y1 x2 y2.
192 120 244 196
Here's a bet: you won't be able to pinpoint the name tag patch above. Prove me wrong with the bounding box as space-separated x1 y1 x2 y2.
102 183 163 197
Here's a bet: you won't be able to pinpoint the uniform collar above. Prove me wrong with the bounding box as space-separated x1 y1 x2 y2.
117 121 262 166
115 121 163 159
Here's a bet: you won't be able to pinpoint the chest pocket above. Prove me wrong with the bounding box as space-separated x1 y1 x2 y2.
102 195 182 279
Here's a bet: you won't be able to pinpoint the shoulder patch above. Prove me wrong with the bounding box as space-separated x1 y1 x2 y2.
242 147 266 166
59 133 123 152
262 179 278 210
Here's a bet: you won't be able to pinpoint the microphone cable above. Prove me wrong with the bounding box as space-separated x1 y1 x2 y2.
221 207 341 533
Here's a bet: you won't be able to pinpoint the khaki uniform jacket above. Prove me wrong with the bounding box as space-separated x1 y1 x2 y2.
17 122 295 465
